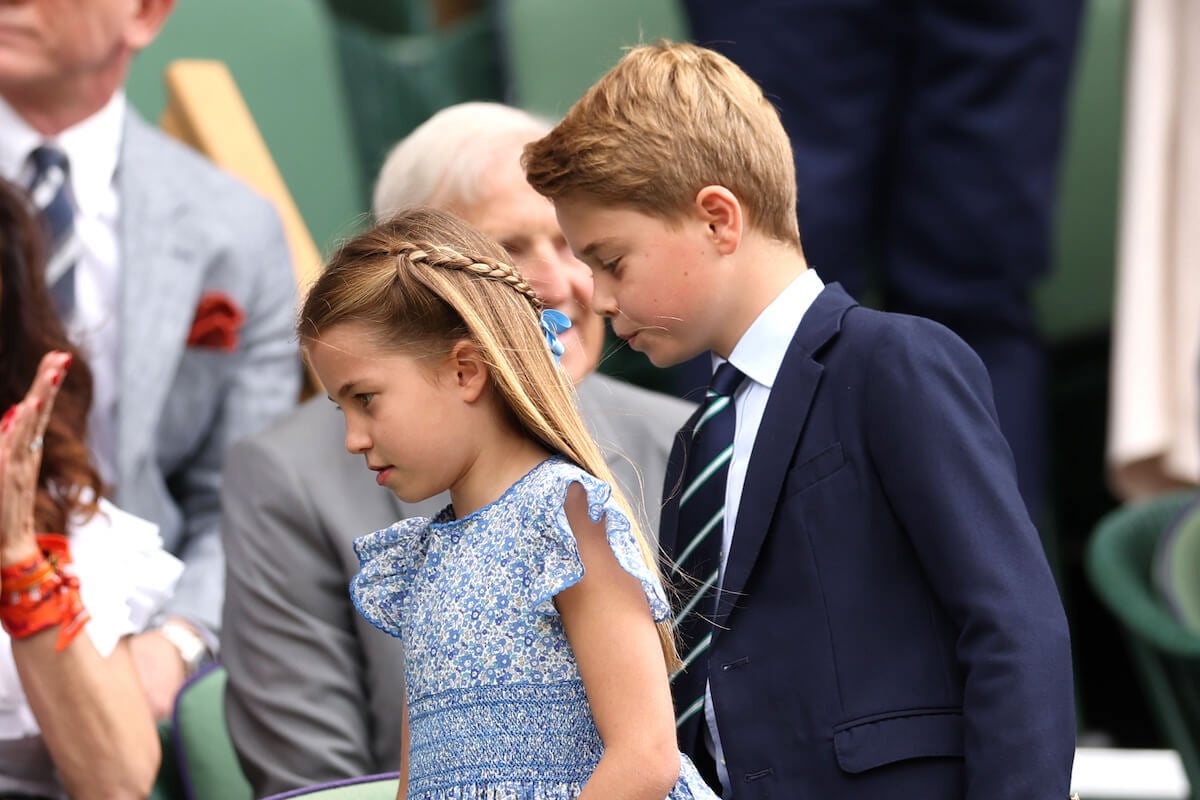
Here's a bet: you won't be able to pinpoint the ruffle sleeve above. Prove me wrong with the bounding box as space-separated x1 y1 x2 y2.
351 516 433 637
527 465 670 622
66 498 184 657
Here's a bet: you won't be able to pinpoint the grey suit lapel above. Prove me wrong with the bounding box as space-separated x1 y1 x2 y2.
116 114 207 483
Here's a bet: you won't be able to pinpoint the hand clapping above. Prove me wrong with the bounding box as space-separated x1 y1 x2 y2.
0 351 72 563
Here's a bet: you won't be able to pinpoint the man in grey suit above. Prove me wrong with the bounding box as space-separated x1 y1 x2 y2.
0 0 299 716
221 102 693 796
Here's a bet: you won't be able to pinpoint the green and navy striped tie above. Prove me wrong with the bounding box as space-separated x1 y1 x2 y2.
669 361 746 739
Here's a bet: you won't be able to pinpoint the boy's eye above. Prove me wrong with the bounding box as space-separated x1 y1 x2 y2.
601 257 622 272
355 393 375 408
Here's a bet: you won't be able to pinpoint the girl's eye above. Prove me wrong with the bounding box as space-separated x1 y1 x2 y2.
355 393 375 408
601 257 622 272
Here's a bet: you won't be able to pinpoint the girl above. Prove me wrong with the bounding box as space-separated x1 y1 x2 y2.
300 207 718 799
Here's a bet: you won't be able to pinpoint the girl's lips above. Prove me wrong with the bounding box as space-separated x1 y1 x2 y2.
375 467 393 486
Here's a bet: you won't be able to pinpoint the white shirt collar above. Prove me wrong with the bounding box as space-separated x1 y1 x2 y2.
719 268 825 390
0 91 126 216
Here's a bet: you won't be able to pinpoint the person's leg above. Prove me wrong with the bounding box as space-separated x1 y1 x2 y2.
882 0 1084 522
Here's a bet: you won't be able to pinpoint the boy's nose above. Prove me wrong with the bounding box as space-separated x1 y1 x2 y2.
590 274 618 318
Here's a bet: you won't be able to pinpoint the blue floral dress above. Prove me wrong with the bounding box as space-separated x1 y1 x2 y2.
352 457 718 799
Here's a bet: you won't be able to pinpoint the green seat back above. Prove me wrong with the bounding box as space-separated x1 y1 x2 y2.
498 0 690 118
149 717 184 800
265 775 402 799
125 0 365 255
327 13 503 196
1155 499 1200 634
173 666 252 800
1037 0 1129 341
1085 491 1200 792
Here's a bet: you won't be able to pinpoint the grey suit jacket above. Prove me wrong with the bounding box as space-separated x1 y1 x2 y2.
220 373 692 796
115 112 300 632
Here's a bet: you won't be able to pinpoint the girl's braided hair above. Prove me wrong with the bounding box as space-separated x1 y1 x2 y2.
385 240 544 312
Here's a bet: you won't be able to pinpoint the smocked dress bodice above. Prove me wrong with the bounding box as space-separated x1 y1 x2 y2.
352 458 717 799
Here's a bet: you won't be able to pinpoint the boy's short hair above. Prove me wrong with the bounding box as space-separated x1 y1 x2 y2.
524 40 800 246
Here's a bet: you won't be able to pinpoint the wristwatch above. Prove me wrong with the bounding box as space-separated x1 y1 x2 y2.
159 619 210 678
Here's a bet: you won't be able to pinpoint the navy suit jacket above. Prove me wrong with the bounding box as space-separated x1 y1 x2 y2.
660 284 1074 799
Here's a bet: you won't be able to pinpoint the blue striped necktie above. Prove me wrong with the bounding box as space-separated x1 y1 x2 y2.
26 145 77 320
669 361 746 739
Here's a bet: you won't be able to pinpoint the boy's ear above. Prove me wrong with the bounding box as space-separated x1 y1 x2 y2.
446 340 489 403
694 185 743 256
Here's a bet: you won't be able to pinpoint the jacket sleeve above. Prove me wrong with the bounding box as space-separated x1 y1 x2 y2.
220 433 379 797
864 317 1075 800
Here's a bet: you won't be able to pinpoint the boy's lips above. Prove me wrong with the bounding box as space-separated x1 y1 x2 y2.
369 465 394 485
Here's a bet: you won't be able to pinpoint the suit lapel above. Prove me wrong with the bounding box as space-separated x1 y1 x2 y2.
714 284 857 630
115 114 207 484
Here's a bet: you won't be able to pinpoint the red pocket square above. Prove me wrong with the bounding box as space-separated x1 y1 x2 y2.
187 291 245 352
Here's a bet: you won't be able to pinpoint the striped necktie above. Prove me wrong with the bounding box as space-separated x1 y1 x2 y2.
669 361 746 739
26 145 78 320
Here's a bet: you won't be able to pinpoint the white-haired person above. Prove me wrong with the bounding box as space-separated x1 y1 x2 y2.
219 102 694 797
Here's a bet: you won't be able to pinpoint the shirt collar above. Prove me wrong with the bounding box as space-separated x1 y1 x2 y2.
719 268 825 390
0 91 126 214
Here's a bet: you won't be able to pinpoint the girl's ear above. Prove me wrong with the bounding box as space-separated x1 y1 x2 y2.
446 340 489 403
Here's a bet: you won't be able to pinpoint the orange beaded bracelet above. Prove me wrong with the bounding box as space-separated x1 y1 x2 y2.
0 534 90 651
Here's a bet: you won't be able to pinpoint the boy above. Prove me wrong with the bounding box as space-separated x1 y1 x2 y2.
524 42 1074 799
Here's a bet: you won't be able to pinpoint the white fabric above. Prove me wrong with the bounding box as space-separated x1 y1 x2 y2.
0 498 182 744
1107 0 1200 499
701 267 825 794
0 93 126 484
721 268 825 574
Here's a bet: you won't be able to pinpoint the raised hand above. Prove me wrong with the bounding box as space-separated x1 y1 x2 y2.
0 351 72 562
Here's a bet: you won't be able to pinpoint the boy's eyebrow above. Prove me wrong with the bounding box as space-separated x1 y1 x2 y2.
580 238 616 259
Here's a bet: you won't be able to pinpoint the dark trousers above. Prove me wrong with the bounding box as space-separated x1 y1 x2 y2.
684 0 1084 522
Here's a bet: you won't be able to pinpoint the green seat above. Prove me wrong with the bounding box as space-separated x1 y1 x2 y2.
497 0 689 119
149 717 184 800
126 0 365 254
261 774 401 800
1155 498 1200 634
1037 0 1129 342
172 666 252 800
327 12 503 194
1085 491 1200 795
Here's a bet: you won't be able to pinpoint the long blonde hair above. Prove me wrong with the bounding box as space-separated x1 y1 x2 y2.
299 207 680 670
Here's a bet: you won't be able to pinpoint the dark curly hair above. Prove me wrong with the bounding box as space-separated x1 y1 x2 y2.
0 179 103 533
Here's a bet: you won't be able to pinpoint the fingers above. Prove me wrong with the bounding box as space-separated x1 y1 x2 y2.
28 350 72 446
0 351 73 551
3 351 71 452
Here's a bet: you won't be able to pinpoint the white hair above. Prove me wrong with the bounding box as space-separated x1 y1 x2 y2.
371 102 554 220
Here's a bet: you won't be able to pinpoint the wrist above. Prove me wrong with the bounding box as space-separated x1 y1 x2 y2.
1 539 41 566
158 619 211 678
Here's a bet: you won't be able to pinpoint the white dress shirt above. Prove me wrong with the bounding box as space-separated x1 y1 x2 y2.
0 93 126 484
703 267 825 794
